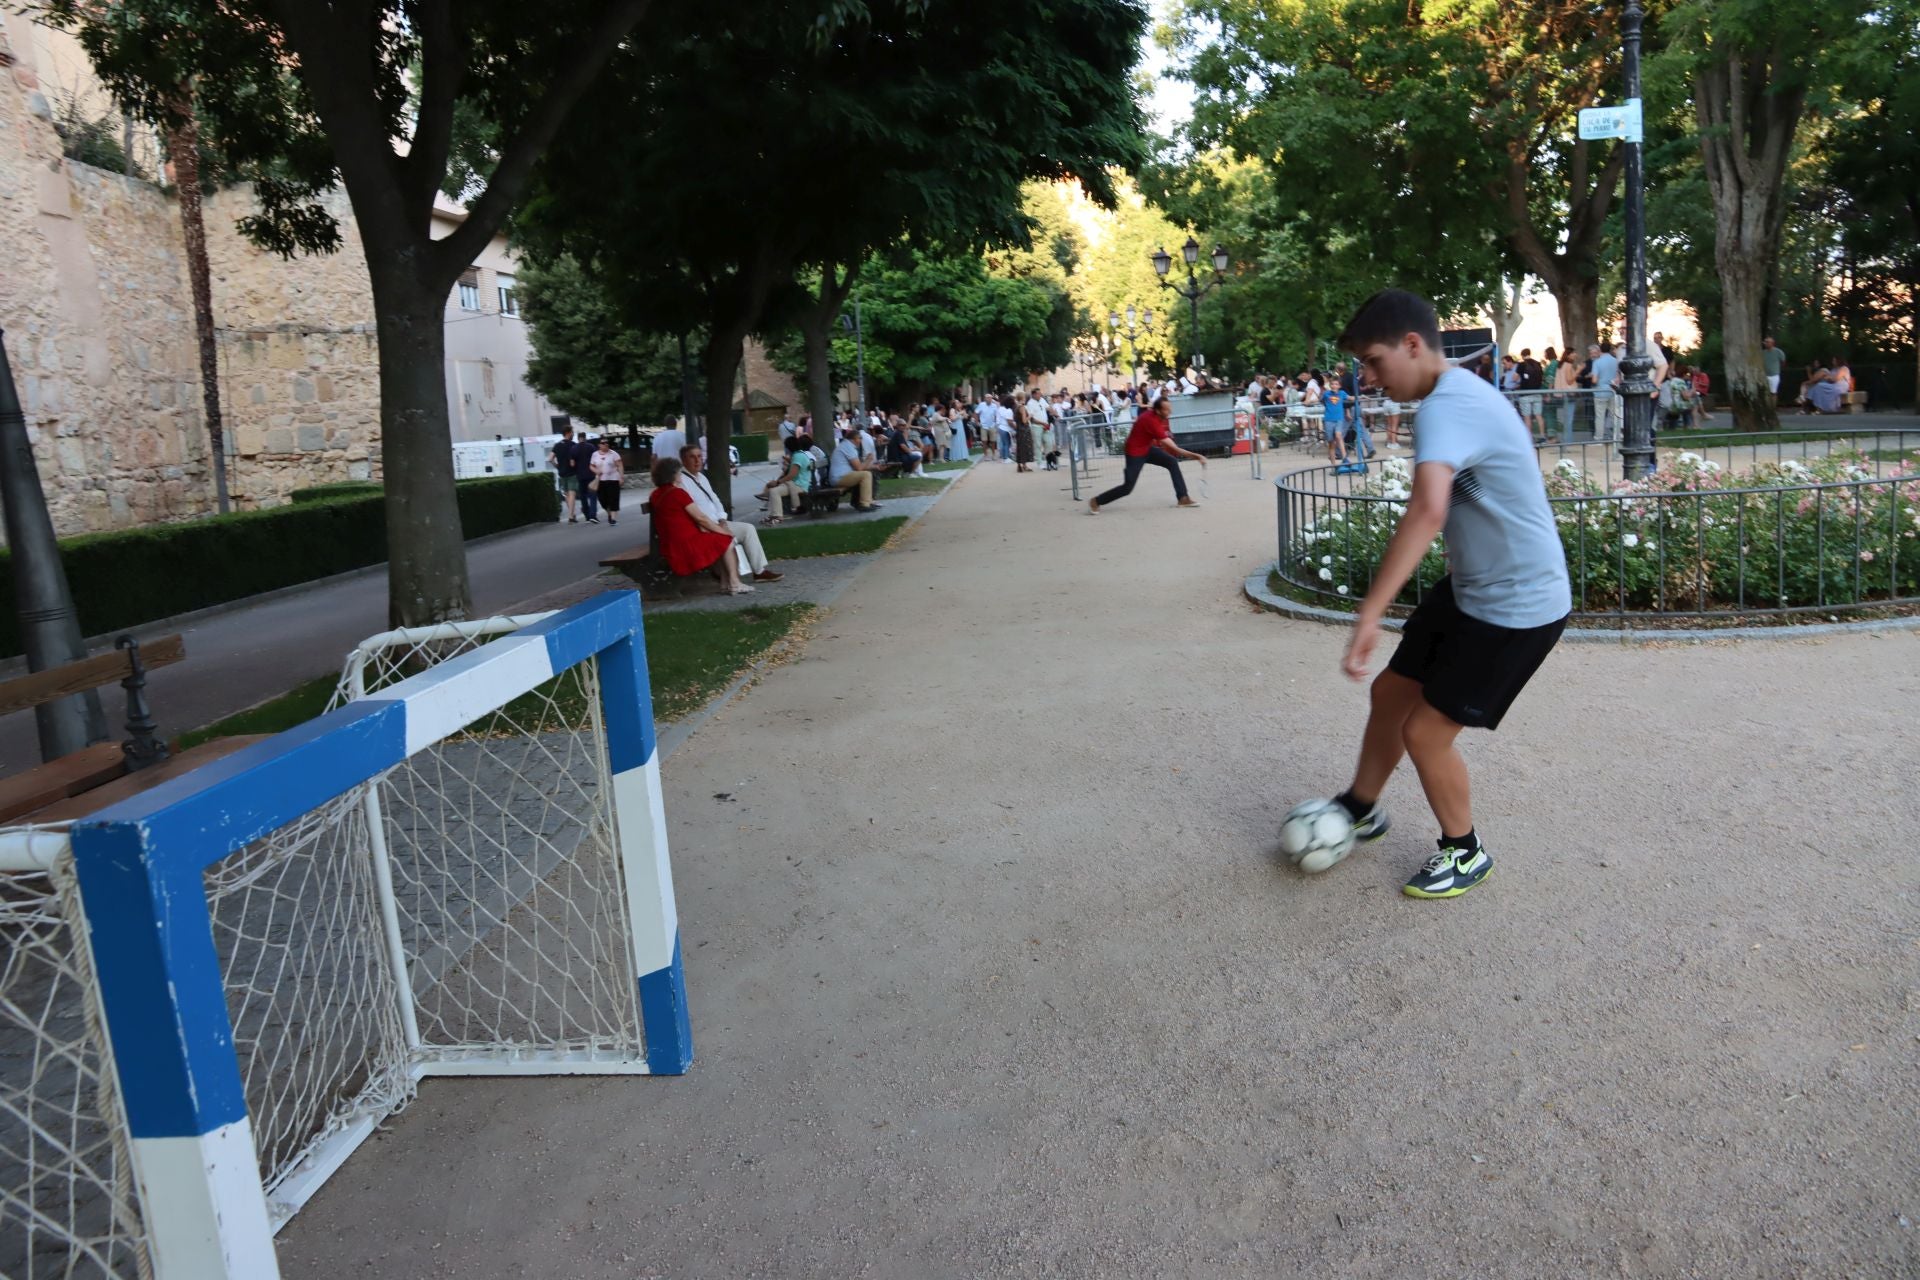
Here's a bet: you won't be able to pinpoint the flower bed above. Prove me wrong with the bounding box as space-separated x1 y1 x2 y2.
1278 444 1920 621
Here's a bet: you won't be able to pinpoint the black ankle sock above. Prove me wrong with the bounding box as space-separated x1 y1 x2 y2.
1334 790 1373 822
1439 828 1478 854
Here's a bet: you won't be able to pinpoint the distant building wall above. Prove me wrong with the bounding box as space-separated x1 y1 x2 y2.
0 13 558 539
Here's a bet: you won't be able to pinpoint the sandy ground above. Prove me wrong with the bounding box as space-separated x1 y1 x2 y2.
278 453 1920 1279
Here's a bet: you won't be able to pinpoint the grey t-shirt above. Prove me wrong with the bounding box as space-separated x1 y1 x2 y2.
1762 346 1786 376
1413 368 1572 629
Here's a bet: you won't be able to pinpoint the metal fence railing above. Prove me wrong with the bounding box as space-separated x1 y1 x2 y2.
1273 428 1920 624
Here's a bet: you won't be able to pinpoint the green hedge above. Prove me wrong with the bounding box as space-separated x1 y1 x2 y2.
730 434 771 464
0 475 558 657
289 481 382 504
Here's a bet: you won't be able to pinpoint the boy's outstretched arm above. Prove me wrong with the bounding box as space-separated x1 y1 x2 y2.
1341 462 1453 681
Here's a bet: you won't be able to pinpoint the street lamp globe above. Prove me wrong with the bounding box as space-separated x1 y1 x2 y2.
1181 236 1201 267
1142 308 1153 327
1151 247 1173 278
1211 244 1230 274
1125 303 1137 326
1109 310 1121 329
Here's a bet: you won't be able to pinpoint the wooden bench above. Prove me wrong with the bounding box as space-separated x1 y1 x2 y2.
0 634 267 825
1844 390 1869 414
600 495 730 595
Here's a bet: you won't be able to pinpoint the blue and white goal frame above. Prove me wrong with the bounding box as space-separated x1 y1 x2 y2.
63 592 690 1279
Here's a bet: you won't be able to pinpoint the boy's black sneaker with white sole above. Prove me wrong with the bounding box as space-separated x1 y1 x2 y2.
1402 841 1492 899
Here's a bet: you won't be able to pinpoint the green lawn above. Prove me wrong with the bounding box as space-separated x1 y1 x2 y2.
924 459 973 473
759 515 908 558
178 602 819 745
178 674 339 749
874 477 949 498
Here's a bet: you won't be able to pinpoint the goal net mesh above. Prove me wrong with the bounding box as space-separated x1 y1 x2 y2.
0 855 150 1280
1 616 643 1272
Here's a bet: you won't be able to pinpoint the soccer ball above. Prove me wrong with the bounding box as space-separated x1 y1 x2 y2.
1279 799 1356 874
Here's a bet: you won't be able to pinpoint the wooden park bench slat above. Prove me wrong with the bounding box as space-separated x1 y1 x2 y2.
0 742 127 824
0 634 185 719
25 735 271 824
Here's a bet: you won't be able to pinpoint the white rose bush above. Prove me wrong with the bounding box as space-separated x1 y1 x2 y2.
1283 446 1920 617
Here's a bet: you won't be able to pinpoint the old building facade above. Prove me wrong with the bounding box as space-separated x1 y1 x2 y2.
0 15 560 538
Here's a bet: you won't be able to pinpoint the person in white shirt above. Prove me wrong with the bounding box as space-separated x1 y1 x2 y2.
676 444 783 582
651 423 686 467
1095 389 1113 421
1027 391 1051 455
827 424 880 509
776 415 796 442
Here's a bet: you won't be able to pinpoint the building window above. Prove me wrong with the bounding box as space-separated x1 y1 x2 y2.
497 273 519 318
457 269 481 311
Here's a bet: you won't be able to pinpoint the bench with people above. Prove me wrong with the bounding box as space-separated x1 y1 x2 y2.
602 441 787 597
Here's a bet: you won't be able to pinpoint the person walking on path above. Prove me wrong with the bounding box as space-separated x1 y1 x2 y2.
678 444 784 582
589 437 625 526
574 427 602 522
551 426 583 523
1762 337 1786 403
1012 395 1036 472
1087 395 1205 512
648 457 753 595
1309 288 1570 900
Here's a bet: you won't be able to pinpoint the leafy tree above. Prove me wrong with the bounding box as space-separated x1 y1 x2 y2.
1657 0 1873 428
45 0 655 624
1823 0 1920 406
1170 0 1635 353
518 255 692 429
520 0 1143 509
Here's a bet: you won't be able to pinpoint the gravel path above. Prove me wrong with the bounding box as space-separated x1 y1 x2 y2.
278 453 1920 1279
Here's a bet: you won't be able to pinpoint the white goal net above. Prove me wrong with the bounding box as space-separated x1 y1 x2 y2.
0 597 684 1278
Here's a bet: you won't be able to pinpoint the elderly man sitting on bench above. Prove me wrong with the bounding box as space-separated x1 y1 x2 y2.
677 444 783 583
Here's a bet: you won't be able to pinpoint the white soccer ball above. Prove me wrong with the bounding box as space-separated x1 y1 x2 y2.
1279 799 1356 874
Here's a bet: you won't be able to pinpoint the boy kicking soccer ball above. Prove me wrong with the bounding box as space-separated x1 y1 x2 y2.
1303 289 1571 899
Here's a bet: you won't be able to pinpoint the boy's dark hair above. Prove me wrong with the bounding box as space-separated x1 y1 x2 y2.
1338 288 1441 354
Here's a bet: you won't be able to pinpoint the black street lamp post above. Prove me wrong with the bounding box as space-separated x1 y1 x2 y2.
1618 0 1656 480
1109 304 1155 387
1152 236 1230 378
0 329 106 759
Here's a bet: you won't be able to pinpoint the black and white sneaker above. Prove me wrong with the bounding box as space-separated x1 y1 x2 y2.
1402 841 1492 899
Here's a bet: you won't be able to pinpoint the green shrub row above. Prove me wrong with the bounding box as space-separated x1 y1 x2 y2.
0 475 558 657
289 481 382 504
730 435 771 464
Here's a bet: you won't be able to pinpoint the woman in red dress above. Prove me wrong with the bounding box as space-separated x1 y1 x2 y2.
649 457 752 594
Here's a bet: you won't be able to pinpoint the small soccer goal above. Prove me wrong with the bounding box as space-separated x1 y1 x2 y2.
0 592 690 1279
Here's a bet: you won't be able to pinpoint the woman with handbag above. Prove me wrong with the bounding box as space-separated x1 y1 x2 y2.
589 438 625 526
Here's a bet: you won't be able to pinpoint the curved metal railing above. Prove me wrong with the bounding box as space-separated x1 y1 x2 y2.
1273 429 1920 624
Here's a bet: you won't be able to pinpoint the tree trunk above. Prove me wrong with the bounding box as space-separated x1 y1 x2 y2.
1720 258 1774 429
801 309 836 438
1490 277 1525 353
798 262 856 442
1553 276 1600 358
166 104 230 513
1695 50 1804 433
367 268 472 624
700 328 747 513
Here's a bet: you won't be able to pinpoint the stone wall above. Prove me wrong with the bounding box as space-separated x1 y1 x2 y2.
1 16 379 539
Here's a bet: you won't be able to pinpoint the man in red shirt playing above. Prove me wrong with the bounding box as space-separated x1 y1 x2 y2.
1088 395 1206 513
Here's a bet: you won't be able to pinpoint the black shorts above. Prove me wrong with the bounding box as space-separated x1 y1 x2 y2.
1387 577 1566 730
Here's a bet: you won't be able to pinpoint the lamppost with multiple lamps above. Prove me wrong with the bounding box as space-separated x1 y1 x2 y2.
1151 236 1230 380
1109 304 1155 387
